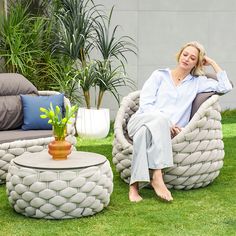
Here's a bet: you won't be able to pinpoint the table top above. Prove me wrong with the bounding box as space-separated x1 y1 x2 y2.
13 151 107 170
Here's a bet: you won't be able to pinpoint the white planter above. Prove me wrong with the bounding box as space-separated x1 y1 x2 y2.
76 107 110 139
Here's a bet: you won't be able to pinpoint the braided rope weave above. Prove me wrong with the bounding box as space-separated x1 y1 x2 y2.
6 158 113 219
112 91 224 189
0 91 77 184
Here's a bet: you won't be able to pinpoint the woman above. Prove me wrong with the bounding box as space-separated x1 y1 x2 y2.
127 41 232 202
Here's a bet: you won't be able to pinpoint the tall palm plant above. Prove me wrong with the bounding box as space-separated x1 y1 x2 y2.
51 1 136 109
75 62 98 108
52 0 98 65
94 7 136 109
95 6 136 68
95 60 134 109
52 0 102 107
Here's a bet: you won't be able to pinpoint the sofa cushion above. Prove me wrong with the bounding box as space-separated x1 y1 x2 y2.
0 73 38 131
0 73 38 96
0 129 53 144
20 94 64 130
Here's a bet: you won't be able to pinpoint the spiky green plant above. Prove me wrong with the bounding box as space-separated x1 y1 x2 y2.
52 0 99 65
0 2 54 89
40 57 81 105
93 6 136 109
95 60 134 109
94 6 137 69
75 61 98 108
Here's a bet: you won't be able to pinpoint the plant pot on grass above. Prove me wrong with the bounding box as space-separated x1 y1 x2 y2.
76 107 110 139
52 2 136 138
75 60 134 139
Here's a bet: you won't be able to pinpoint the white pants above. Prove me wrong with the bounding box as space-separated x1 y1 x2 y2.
127 111 174 185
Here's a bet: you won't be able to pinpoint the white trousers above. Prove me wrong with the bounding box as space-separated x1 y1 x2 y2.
127 111 174 185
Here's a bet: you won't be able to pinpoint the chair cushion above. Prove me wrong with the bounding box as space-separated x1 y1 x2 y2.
190 92 215 119
20 94 64 130
0 73 38 131
0 129 53 144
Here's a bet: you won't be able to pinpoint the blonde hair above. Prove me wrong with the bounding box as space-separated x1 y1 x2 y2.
176 41 206 76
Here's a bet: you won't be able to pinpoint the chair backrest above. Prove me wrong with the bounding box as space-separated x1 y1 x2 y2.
190 72 234 119
0 73 38 130
190 92 215 119
123 91 215 123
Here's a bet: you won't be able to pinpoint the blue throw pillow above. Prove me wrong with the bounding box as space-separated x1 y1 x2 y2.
20 94 64 130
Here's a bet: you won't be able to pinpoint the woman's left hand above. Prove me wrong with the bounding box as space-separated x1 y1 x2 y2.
203 56 215 66
170 125 182 139
203 56 222 73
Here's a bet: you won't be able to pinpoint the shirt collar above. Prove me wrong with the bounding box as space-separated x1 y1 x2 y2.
183 74 194 82
166 68 194 82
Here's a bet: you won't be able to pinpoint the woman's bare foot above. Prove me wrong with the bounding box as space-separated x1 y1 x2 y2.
129 183 143 202
151 170 173 202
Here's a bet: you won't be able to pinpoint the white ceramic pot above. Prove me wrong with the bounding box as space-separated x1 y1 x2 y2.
76 107 110 139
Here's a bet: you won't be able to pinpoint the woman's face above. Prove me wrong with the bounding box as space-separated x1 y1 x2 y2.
178 46 199 72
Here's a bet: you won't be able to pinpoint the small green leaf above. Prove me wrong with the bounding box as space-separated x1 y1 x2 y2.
55 106 60 114
39 107 47 113
40 115 47 119
62 117 67 123
49 110 54 117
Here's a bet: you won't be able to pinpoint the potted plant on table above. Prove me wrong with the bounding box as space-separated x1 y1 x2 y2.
52 1 136 138
40 103 77 160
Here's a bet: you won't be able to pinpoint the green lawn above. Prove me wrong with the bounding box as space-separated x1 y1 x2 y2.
1 111 236 236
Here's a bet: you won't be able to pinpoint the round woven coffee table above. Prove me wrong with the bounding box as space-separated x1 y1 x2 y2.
6 151 113 219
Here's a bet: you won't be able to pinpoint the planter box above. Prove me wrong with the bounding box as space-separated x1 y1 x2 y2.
76 107 110 139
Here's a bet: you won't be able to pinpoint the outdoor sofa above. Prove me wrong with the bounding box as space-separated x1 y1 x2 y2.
0 73 76 184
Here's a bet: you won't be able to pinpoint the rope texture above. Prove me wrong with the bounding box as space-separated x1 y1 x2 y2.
112 91 224 189
0 91 77 184
6 159 113 219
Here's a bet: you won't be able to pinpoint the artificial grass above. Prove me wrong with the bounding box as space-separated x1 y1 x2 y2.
0 112 236 236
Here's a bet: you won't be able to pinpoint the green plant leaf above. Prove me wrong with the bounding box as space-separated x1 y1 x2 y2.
40 115 47 119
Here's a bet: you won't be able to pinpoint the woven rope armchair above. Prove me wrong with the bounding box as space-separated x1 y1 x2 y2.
0 91 76 184
112 91 224 190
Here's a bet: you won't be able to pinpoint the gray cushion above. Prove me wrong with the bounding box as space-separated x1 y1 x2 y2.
190 92 215 119
0 73 38 130
0 73 38 96
0 129 53 144
190 73 218 119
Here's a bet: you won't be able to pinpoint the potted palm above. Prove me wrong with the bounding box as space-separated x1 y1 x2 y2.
40 103 77 160
52 1 136 138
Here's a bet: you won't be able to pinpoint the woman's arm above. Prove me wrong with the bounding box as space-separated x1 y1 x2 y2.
198 56 233 94
203 56 223 73
139 70 162 113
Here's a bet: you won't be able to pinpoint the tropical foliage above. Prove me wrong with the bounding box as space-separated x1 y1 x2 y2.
0 0 136 107
0 1 55 89
53 0 136 109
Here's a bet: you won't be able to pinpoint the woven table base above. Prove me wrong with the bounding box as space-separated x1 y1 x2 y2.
6 151 113 219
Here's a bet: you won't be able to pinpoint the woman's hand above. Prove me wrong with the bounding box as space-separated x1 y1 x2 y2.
203 56 215 66
203 56 222 73
170 125 182 139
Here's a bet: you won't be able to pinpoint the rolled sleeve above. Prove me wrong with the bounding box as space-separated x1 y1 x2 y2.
198 71 233 94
